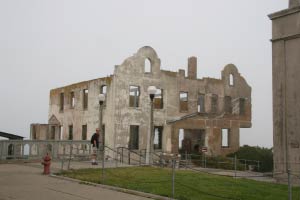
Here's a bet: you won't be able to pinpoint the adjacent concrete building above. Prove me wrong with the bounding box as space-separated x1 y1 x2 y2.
31 46 251 156
269 0 300 182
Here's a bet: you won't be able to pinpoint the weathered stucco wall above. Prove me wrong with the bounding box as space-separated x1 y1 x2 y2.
31 46 251 157
269 4 300 183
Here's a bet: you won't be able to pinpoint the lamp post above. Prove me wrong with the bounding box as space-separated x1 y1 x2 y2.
98 93 105 183
146 86 157 165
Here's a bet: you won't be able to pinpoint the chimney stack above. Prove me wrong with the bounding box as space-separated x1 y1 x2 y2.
188 57 197 79
289 0 300 8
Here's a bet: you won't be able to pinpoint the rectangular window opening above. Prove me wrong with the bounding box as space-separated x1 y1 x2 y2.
129 86 140 107
129 125 139 150
83 89 88 109
221 129 229 147
239 98 246 115
224 96 232 114
180 92 188 112
154 126 163 149
82 125 87 140
50 126 55 140
198 94 205 113
70 92 75 108
59 126 63 140
154 89 163 109
211 94 218 113
68 125 73 140
59 93 64 111
178 129 184 150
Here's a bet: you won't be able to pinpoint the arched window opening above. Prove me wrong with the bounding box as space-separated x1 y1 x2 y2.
229 74 234 86
145 58 151 73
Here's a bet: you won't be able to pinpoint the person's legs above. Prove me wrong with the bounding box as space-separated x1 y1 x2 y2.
91 147 98 165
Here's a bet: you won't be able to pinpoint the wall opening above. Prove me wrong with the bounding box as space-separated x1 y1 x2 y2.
70 91 75 108
8 144 14 156
221 129 229 147
239 98 246 115
224 96 232 114
59 93 64 112
198 94 205 113
211 94 218 113
59 126 63 140
154 89 163 109
145 58 151 73
50 126 55 140
129 125 139 150
154 126 163 149
100 85 107 94
82 125 87 140
68 125 73 140
83 89 88 109
129 86 140 107
180 92 188 112
178 129 184 150
229 74 234 86
23 144 30 156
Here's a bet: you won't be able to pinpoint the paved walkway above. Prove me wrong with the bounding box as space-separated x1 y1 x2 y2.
0 164 150 200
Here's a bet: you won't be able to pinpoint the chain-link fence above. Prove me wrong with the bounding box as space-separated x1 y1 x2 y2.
1 140 300 200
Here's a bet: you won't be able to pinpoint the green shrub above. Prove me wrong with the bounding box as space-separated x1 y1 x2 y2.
228 145 273 172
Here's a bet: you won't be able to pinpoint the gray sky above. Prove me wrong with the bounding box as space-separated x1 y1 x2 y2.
0 0 287 147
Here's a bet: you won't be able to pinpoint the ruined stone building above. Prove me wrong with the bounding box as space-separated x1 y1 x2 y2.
269 0 300 182
31 46 252 156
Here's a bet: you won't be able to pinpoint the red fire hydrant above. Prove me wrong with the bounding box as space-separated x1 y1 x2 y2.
42 153 51 175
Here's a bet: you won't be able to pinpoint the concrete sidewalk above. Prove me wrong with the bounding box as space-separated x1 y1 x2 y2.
0 164 150 200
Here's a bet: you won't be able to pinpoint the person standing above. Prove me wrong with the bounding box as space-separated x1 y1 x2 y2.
91 128 100 165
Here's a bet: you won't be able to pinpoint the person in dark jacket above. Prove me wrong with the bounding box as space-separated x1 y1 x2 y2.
91 128 100 165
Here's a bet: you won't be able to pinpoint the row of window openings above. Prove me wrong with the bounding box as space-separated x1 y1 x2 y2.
129 86 163 109
129 125 163 150
180 92 245 115
36 125 228 149
44 124 162 150
59 86 107 111
42 125 97 141
59 86 240 114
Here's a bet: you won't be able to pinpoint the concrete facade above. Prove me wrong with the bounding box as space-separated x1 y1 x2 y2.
269 0 300 182
31 46 251 156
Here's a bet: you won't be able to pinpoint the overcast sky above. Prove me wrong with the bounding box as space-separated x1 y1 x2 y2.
0 0 287 147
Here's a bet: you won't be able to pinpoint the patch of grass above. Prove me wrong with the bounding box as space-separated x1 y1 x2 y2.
59 167 299 200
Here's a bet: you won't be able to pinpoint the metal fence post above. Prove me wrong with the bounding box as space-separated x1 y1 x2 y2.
67 142 73 170
185 151 187 169
204 153 206 168
128 150 130 165
102 147 105 184
172 159 175 200
288 169 292 200
234 155 237 178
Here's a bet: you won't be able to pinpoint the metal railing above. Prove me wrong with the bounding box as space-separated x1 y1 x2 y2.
0 140 91 161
